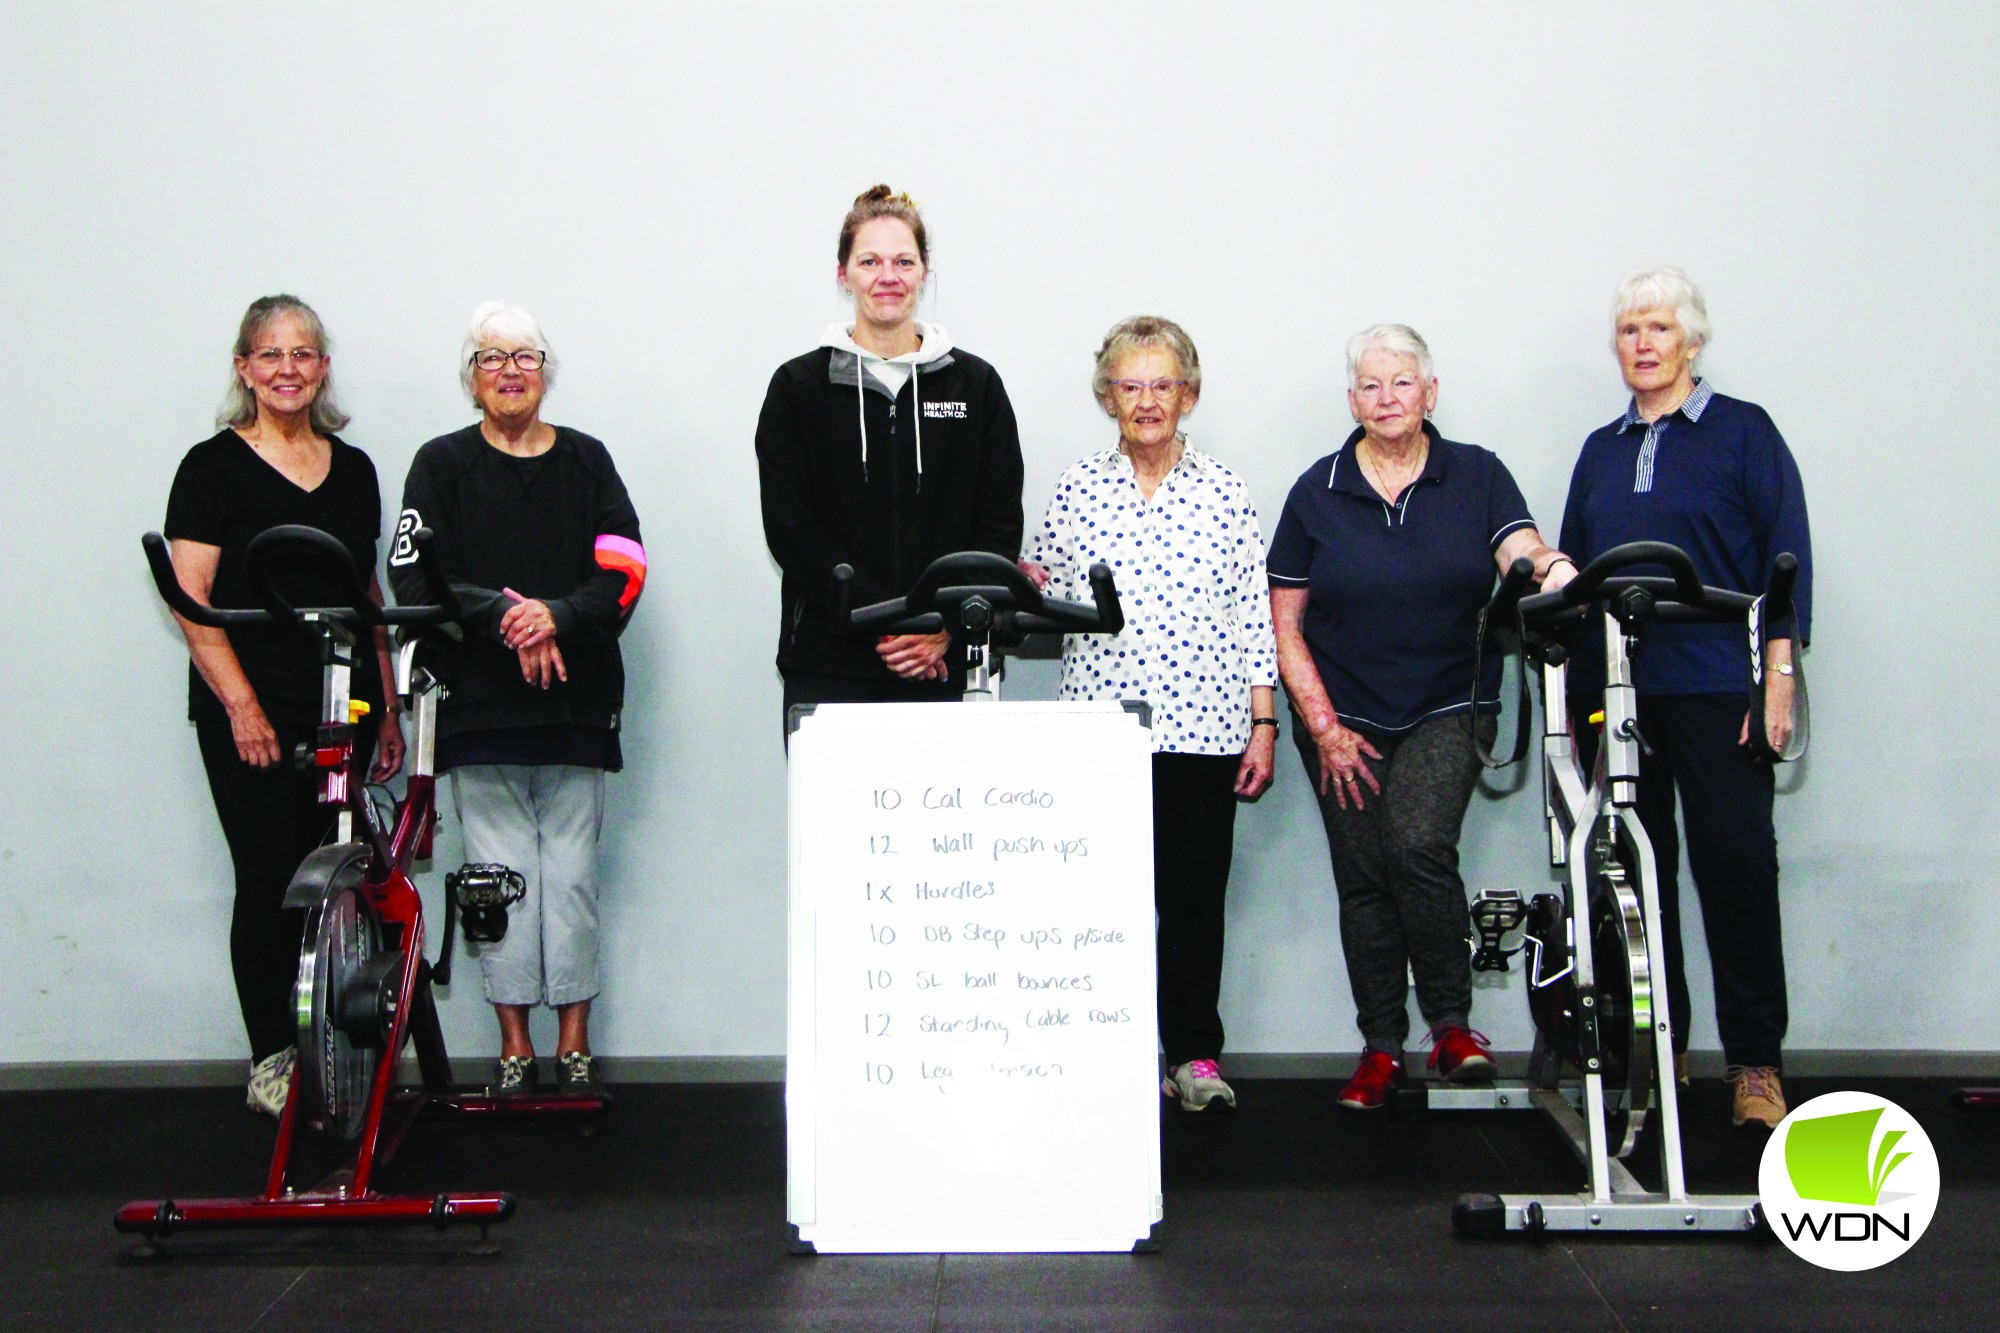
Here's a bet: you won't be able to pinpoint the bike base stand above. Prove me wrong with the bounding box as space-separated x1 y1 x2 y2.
1415 1080 1760 1236
1453 1191 1761 1236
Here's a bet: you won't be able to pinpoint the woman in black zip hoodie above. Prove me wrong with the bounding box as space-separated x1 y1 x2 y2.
756 185 1025 729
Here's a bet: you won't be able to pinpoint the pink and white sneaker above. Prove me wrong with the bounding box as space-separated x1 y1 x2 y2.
1161 1059 1237 1112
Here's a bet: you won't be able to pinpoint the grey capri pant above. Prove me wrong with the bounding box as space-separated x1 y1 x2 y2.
450 764 607 1008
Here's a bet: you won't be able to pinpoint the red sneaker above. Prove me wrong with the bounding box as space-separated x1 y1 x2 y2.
1427 1027 1496 1083
1337 1050 1405 1110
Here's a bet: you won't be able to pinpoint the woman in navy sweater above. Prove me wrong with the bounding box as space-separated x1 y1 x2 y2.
1559 266 1812 1131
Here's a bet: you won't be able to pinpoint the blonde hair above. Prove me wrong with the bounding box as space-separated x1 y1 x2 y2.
216 294 350 433
838 184 929 266
1092 315 1202 403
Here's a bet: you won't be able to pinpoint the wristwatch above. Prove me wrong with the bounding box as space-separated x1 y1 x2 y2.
1772 663 1795 676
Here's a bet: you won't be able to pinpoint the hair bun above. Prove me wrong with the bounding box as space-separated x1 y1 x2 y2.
855 183 895 206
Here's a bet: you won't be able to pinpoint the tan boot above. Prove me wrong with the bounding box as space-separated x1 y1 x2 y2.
1727 1065 1786 1129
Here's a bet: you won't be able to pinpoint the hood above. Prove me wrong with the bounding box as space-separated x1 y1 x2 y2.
819 320 955 366
819 322 954 487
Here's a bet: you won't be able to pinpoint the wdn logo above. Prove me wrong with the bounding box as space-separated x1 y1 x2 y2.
1758 1091 1938 1270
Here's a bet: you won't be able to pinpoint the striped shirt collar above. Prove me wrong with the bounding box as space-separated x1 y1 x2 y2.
1617 377 1714 433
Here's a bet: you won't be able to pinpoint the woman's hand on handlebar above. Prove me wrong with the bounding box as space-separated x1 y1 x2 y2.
878 631 951 681
1311 719 1383 810
1541 559 1579 593
371 711 406 782
1017 559 1051 591
519 638 568 689
227 697 284 768
1741 661 1797 758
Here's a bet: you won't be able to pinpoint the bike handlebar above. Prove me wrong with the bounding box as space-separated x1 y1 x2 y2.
143 525 463 628
1508 542 1797 631
833 551 1125 640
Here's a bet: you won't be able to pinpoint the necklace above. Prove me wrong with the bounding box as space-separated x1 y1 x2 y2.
1360 439 1426 502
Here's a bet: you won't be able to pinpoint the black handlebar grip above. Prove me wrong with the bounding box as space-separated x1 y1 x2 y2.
1560 540 1704 607
832 563 855 632
1490 556 1535 618
1087 563 1123 635
1764 552 1799 628
403 527 463 624
246 524 382 625
142 532 272 627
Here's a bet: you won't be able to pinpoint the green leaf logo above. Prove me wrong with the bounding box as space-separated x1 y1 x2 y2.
1784 1108 1911 1206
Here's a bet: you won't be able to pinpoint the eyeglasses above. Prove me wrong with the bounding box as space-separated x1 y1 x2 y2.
249 348 323 367
471 349 547 372
1111 378 1187 400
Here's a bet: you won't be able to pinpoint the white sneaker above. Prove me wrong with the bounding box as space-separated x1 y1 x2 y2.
247 1047 295 1118
1161 1059 1237 1112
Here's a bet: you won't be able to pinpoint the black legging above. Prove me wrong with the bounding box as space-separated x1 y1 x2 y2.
1152 751 1242 1068
196 718 376 1063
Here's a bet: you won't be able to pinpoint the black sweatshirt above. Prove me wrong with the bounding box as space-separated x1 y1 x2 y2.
389 424 644 739
755 345 1025 679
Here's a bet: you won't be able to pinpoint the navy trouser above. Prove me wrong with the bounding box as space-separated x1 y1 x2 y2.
1294 713 1493 1053
1577 692 1786 1070
1152 752 1242 1068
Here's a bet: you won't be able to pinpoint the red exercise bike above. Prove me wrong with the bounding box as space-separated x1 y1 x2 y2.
117 524 609 1250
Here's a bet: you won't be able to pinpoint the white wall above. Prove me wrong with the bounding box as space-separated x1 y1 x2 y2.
3 2 1995 1066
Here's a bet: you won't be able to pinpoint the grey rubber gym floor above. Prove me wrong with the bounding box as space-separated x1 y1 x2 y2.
2 1075 1994 1329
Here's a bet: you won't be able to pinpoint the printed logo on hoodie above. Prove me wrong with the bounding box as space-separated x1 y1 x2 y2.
923 400 969 420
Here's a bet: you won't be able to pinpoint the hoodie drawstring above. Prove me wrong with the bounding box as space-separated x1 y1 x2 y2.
854 356 869 482
854 350 924 492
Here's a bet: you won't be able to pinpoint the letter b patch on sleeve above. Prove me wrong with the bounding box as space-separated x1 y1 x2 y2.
389 508 422 566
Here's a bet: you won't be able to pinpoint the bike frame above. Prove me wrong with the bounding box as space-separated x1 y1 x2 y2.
1446 545 1796 1236
118 529 608 1245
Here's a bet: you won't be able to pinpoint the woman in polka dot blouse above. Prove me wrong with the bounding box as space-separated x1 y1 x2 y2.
1020 315 1278 1114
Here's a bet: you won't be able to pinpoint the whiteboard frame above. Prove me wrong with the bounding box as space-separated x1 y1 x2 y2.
785 700 1162 1254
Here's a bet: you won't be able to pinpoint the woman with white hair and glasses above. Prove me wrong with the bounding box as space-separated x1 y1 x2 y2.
1559 266 1812 1131
1020 315 1277 1113
164 294 405 1117
390 301 647 1098
1268 324 1574 1112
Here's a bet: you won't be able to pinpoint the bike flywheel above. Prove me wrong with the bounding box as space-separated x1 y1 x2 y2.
295 884 381 1140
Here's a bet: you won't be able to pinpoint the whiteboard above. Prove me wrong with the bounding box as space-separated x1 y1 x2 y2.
785 701 1161 1253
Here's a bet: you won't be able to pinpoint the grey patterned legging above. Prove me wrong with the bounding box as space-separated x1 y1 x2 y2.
1292 712 1494 1053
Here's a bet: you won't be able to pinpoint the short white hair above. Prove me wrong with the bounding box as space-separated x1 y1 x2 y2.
1344 323 1434 388
459 300 558 401
1611 265 1711 354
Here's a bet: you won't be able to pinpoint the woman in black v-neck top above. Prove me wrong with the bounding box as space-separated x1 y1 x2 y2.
161 295 404 1118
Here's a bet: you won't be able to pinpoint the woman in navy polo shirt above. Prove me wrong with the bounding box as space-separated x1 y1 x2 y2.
1559 266 1811 1132
1269 324 1574 1111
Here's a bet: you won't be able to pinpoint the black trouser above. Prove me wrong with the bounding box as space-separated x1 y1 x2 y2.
1293 713 1492 1054
1152 752 1242 1068
780 671 962 746
197 718 375 1063
1577 692 1786 1070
